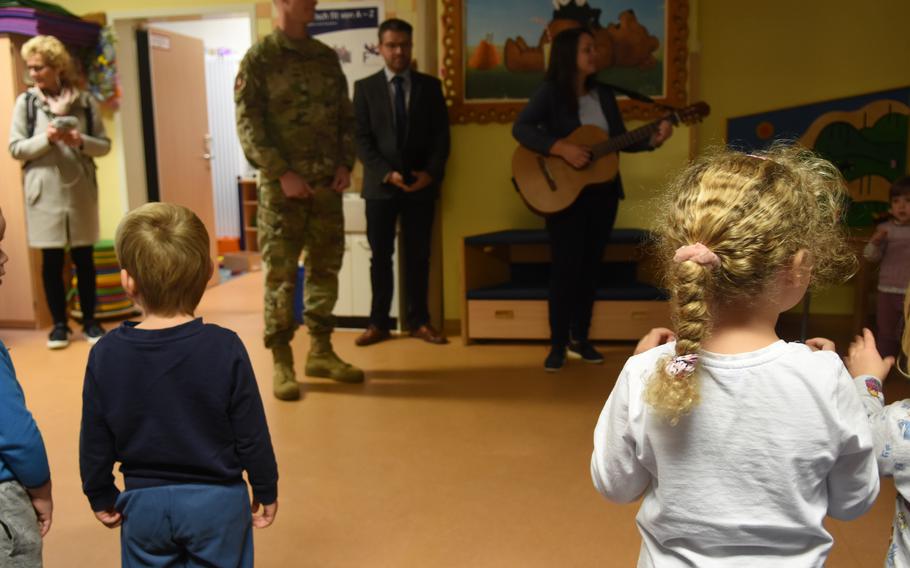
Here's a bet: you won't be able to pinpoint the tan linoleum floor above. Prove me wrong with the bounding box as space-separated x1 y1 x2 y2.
3 271 897 567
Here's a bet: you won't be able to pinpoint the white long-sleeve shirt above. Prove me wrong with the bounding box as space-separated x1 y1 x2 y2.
854 374 910 567
592 341 880 567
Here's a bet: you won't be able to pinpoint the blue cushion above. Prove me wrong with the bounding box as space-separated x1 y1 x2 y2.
467 282 668 301
464 228 650 247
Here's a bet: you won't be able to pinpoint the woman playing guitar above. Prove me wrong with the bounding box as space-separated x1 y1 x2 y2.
512 27 672 372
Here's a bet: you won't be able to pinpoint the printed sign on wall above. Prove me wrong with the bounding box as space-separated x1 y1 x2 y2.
308 1 385 97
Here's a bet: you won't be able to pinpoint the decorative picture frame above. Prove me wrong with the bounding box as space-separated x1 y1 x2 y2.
439 0 690 124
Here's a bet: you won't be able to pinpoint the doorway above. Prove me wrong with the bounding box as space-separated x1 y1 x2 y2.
110 6 257 249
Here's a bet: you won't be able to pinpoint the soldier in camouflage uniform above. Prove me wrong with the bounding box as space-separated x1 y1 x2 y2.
235 0 363 400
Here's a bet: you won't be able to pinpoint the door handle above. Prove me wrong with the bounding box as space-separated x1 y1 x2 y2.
202 134 213 160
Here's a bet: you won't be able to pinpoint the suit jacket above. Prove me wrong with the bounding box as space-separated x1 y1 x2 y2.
511 81 653 200
353 69 450 201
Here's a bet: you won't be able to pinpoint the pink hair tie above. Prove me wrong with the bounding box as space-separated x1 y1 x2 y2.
673 242 720 268
666 353 698 377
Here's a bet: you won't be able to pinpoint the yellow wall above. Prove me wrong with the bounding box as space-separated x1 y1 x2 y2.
439 0 910 319
63 0 910 320
697 0 910 315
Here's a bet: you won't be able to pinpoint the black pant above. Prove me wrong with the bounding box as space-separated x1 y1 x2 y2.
365 197 435 330
545 184 619 348
42 247 96 325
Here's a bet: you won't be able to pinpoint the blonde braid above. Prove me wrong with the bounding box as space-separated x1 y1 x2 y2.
646 144 856 424
644 261 710 424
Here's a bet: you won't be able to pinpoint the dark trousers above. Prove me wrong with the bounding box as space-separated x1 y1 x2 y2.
876 291 905 360
366 197 436 330
41 246 96 325
115 482 253 568
545 184 619 348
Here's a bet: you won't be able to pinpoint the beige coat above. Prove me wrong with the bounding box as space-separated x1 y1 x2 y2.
8 88 111 248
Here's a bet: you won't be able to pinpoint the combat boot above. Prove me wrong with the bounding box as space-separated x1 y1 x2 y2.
272 344 301 401
306 335 364 383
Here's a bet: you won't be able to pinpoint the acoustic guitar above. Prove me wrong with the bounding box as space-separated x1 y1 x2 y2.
512 102 710 215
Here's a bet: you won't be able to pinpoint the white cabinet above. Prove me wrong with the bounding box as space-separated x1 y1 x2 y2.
334 236 354 316
334 231 399 328
330 194 401 327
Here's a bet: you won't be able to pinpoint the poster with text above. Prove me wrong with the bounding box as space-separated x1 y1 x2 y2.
308 1 385 97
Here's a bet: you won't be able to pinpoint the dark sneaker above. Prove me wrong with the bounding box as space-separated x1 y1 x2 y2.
567 340 604 364
47 323 72 350
544 346 566 372
83 321 106 345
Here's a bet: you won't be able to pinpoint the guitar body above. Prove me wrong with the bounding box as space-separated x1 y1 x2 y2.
512 125 619 215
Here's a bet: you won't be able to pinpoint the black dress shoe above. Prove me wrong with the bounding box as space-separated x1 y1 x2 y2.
355 325 391 346
409 324 448 344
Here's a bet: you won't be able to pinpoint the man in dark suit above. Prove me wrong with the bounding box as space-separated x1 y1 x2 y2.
352 18 450 346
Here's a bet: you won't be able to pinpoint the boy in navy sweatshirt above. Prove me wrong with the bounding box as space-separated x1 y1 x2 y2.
79 203 278 567
0 208 53 566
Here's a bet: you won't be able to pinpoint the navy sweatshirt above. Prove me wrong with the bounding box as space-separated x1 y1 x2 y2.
79 319 278 511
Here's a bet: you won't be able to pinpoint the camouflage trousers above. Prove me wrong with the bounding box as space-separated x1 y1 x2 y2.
258 178 344 348
0 480 42 567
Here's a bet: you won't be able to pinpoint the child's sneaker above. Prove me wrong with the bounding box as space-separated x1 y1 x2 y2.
47 323 72 349
83 321 106 345
544 346 566 372
567 340 605 364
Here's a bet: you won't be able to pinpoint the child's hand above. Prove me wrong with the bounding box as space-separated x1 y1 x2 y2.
634 327 676 355
26 481 52 537
845 328 894 380
805 337 836 352
870 226 888 245
93 508 122 529
251 498 277 529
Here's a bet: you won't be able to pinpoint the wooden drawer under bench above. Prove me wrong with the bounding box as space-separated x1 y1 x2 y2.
467 299 670 341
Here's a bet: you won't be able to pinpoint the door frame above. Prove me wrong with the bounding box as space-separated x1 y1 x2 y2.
108 4 259 213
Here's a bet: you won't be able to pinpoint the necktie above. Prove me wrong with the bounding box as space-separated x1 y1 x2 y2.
392 75 407 149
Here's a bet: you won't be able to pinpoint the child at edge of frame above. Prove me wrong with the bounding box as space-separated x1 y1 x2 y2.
845 275 910 567
0 206 53 567
863 176 910 364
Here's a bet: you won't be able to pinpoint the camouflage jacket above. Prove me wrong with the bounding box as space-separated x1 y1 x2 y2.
235 30 355 183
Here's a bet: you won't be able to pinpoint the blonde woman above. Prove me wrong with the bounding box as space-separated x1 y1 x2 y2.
8 35 110 349
591 146 879 566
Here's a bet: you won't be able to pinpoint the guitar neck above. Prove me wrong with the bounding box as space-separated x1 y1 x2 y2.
591 113 677 160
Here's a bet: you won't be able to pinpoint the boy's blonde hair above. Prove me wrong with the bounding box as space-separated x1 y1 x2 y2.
646 145 857 424
21 35 73 85
115 203 211 317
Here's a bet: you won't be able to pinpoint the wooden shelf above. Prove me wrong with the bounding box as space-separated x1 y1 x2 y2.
238 178 258 252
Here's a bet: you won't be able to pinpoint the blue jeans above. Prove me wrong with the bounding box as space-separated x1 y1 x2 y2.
116 482 253 568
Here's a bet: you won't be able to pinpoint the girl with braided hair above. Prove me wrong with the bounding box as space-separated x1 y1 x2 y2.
590 145 880 567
